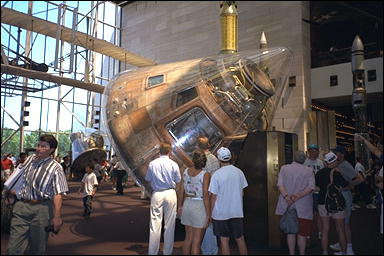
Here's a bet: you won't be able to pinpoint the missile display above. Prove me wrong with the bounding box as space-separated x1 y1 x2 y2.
351 35 370 170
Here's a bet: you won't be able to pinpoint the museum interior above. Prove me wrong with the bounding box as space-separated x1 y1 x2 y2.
1 1 383 255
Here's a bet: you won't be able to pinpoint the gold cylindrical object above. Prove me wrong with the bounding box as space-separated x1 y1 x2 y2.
220 1 238 54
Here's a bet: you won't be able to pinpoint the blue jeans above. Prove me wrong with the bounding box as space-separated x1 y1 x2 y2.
83 195 93 217
201 223 218 255
341 190 352 224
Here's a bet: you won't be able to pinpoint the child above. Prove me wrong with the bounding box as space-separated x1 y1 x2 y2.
78 164 98 219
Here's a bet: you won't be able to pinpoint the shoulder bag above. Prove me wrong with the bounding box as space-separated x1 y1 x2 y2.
280 204 299 234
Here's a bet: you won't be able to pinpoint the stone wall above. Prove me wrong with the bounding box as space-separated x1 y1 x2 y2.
120 1 311 150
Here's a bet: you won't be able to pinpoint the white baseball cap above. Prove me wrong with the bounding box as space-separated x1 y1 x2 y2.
217 147 231 162
324 152 337 164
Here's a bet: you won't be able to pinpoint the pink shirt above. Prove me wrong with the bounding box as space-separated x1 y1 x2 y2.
275 162 315 220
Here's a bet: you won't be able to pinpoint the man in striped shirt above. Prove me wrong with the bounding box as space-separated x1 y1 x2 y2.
3 134 69 255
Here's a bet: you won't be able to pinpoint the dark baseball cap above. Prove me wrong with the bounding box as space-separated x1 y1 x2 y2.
332 145 346 154
308 144 319 150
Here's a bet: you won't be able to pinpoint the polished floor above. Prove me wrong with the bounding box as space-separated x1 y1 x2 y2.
1 179 383 255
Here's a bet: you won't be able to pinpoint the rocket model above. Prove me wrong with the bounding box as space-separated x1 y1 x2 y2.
351 35 370 169
220 1 238 54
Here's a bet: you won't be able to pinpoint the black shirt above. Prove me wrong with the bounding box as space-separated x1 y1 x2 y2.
315 167 349 204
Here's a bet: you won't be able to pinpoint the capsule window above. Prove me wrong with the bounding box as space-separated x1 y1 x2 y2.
176 87 198 108
166 107 224 157
147 74 165 88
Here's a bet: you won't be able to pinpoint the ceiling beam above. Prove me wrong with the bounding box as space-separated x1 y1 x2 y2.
1 64 105 94
1 7 157 67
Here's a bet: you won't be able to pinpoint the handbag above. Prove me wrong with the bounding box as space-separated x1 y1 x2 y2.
280 205 299 234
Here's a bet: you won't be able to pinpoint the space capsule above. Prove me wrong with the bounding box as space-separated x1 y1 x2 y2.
102 47 292 192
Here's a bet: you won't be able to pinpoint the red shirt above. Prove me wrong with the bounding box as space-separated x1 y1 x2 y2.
1 158 13 170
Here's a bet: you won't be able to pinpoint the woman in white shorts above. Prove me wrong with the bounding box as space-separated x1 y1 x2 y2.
315 152 349 255
177 150 210 255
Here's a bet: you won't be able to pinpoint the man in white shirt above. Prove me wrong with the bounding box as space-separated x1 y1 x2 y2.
145 142 181 255
209 147 248 255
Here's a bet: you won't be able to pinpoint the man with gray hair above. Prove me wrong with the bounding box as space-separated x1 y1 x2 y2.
275 151 315 255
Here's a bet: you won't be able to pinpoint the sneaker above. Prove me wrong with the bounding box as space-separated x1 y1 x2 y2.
352 203 360 209
346 246 355 255
351 206 357 211
366 203 377 209
333 252 345 255
330 243 341 251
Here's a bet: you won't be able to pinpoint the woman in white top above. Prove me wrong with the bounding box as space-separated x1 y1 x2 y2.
177 150 211 255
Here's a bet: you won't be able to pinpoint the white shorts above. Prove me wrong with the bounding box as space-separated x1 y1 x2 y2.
318 204 345 219
181 197 207 228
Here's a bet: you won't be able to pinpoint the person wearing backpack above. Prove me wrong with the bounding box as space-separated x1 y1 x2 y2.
330 146 364 255
315 152 349 255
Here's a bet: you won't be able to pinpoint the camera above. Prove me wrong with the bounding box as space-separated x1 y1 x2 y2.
45 224 58 234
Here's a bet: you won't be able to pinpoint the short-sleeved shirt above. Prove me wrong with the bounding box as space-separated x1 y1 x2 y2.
209 165 248 220
183 168 206 198
114 161 125 170
304 158 324 175
1 158 13 170
145 155 181 192
337 160 358 190
81 172 98 197
315 167 349 204
275 162 315 220
93 163 104 177
203 152 220 175
5 154 68 200
355 162 365 178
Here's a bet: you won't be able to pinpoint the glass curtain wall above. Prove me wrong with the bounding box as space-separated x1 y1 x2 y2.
1 1 121 157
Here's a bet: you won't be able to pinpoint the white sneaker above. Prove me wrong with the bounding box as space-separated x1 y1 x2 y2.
330 243 341 251
366 203 377 209
346 246 355 255
353 203 360 209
